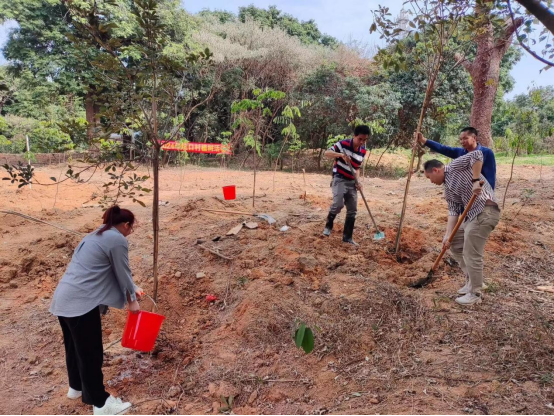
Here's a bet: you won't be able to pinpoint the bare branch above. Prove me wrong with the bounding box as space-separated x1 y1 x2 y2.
507 0 554 66
515 0 554 35
454 52 474 74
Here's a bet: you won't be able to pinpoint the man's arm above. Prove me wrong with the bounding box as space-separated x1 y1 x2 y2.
471 160 484 195
443 215 459 250
324 149 345 160
484 148 497 189
325 142 352 165
416 132 465 159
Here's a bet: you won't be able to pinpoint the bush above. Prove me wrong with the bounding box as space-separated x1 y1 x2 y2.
30 122 74 153
0 116 7 134
57 116 89 149
0 115 36 153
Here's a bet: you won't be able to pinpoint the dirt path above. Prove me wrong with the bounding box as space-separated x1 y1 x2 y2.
1 161 554 414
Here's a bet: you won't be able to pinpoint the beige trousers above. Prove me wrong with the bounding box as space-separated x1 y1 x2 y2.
450 205 500 293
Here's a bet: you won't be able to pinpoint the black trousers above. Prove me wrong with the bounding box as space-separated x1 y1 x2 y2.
58 306 110 407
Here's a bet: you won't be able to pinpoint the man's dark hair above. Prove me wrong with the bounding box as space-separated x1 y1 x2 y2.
460 127 478 137
423 159 444 172
354 125 371 136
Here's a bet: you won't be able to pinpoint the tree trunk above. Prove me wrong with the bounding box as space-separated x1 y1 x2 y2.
460 7 523 148
85 92 95 143
152 89 160 301
395 65 441 255
152 143 160 301
468 32 502 148
317 147 323 170
502 142 520 209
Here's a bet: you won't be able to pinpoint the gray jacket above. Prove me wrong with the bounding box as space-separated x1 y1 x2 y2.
50 227 137 317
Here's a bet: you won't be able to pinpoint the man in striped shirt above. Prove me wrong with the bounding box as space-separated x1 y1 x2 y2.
322 125 369 245
423 150 500 305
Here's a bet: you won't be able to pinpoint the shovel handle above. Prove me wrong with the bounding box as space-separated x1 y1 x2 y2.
201 208 253 216
341 148 381 234
431 181 484 271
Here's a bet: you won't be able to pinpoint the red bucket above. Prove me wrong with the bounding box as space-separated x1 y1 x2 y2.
121 310 165 352
222 185 236 200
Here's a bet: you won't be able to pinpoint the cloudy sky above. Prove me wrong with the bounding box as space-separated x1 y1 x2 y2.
1 0 552 99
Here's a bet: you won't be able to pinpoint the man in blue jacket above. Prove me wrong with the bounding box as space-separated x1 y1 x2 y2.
416 127 496 189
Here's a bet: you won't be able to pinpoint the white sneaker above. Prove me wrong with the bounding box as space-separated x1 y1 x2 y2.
457 281 487 295
67 387 82 400
455 292 482 305
457 280 471 295
93 395 132 415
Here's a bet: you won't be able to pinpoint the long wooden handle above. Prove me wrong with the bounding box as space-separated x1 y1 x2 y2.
431 183 483 271
359 189 380 232
201 208 253 216
341 148 381 233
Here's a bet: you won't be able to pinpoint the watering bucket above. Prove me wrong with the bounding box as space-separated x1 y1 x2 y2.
222 185 236 200
121 295 165 352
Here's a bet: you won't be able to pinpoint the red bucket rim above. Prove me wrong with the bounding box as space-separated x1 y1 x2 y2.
129 310 166 319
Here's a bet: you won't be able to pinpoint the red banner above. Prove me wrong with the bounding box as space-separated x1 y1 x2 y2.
161 141 232 154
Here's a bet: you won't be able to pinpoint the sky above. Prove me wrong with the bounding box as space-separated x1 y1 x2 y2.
0 0 552 99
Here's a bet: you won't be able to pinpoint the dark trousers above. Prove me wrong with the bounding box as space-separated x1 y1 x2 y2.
329 177 358 219
58 306 110 407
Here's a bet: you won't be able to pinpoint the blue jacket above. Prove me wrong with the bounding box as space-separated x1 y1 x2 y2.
425 140 496 189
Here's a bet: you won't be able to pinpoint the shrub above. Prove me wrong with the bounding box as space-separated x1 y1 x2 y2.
29 122 74 153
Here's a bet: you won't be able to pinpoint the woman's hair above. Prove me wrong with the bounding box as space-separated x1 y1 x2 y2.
98 205 135 235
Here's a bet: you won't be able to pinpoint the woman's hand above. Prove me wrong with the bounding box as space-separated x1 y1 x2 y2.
128 300 140 314
135 286 144 301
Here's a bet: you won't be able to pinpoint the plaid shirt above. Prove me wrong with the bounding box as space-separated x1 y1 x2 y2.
444 150 497 222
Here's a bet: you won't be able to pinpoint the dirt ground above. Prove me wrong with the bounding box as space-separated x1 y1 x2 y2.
1 156 554 415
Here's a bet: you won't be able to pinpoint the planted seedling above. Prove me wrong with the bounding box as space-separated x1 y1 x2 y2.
294 321 315 354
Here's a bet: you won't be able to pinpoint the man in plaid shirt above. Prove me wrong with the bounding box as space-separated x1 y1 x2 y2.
423 150 500 305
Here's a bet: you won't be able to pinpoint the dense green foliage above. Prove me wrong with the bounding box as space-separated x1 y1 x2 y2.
0 0 552 164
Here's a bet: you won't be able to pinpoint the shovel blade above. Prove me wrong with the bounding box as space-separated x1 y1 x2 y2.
373 232 385 241
409 269 435 289
255 214 276 225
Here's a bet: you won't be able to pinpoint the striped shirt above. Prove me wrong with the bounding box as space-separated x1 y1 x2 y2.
330 139 367 180
444 150 497 222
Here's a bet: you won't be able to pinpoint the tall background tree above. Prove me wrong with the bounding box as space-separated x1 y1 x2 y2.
454 1 524 147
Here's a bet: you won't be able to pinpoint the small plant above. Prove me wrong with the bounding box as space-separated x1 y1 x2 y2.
2 162 34 188
483 281 500 294
539 372 554 386
237 276 249 287
219 395 234 413
294 321 315 354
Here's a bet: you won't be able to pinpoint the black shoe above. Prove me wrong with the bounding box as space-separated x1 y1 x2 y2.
342 216 357 245
323 213 336 237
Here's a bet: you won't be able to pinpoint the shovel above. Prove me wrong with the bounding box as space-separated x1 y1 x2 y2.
201 208 276 225
341 148 385 241
410 182 483 288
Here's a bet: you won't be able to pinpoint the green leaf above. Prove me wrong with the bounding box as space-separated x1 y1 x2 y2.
370 23 377 33
301 327 314 354
295 323 306 348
